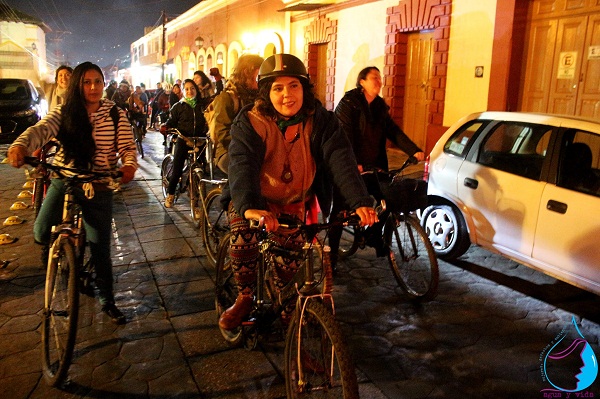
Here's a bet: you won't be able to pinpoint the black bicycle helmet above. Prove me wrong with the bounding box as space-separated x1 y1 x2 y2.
258 54 309 86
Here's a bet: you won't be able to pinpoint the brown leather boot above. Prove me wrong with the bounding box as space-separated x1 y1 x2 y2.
218 294 253 330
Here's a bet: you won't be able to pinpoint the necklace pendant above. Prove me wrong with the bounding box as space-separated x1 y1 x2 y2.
281 167 293 183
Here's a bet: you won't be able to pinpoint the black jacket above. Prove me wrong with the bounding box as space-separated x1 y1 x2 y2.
165 99 206 137
335 88 421 171
222 103 373 218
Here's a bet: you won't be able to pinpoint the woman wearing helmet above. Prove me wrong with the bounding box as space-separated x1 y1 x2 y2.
218 53 378 330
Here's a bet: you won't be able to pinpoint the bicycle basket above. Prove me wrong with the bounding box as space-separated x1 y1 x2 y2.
383 171 428 213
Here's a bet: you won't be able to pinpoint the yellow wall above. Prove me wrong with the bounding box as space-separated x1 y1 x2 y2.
444 0 497 126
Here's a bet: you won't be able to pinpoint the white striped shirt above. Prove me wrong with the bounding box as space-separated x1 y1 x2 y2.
12 99 138 183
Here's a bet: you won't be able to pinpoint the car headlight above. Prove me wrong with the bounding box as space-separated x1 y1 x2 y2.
13 108 36 118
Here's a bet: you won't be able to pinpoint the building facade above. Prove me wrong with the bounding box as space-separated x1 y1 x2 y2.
130 0 600 153
0 6 50 83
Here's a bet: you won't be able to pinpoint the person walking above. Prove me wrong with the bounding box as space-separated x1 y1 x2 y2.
7 62 138 324
218 54 377 331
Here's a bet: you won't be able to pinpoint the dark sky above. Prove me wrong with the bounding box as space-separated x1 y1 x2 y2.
2 0 200 69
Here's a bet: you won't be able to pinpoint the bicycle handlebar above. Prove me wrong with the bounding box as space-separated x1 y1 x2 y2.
23 156 123 182
361 155 419 177
248 201 386 234
167 128 207 149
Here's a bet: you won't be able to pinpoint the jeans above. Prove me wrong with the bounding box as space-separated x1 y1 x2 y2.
34 178 116 305
167 138 188 195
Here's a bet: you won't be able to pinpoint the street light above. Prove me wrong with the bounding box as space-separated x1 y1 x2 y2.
195 36 204 47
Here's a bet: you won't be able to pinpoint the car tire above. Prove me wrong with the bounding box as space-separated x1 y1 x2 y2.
421 203 470 261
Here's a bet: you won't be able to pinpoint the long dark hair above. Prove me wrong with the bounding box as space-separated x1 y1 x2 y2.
58 62 103 168
255 76 316 119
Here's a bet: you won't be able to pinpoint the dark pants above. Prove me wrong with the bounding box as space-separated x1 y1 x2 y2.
167 137 189 195
329 172 388 264
34 179 116 305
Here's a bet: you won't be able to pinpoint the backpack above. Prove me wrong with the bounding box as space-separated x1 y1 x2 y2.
203 89 239 142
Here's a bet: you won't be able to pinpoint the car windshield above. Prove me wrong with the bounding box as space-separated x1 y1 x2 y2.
0 82 30 100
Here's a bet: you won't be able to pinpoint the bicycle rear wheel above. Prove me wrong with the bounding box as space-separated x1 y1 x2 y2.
214 233 243 345
161 154 174 198
200 187 228 266
385 213 439 300
285 300 359 398
41 238 79 387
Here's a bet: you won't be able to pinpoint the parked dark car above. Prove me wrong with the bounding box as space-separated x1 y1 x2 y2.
0 78 47 144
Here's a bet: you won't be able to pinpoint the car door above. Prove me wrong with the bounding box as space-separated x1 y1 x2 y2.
456 121 552 256
533 129 600 293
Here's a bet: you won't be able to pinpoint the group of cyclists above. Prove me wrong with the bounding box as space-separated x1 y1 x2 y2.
6 54 424 333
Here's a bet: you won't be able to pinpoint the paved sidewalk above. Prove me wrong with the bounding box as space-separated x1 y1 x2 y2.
0 133 598 399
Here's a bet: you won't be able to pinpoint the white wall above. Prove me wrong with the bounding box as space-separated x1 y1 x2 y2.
333 1 395 106
444 0 497 126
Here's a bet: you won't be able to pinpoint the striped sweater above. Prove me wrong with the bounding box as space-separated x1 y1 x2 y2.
12 99 138 183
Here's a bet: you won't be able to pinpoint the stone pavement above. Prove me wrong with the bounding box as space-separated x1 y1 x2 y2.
0 133 598 399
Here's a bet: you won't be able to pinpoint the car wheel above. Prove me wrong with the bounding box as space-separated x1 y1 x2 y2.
421 204 470 260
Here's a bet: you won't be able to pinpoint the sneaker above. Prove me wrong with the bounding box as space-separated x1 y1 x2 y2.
165 194 174 208
101 303 126 324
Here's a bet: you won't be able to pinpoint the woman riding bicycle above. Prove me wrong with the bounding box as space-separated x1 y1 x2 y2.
329 66 425 270
161 79 207 209
218 53 378 331
7 62 138 324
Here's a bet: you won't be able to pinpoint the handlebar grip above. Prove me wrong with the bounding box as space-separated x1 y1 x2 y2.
23 156 40 166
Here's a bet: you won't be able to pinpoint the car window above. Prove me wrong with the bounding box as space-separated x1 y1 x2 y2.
558 130 600 197
444 120 487 157
0 81 29 100
477 122 551 180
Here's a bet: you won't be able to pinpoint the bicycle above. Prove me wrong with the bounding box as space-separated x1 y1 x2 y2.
161 128 229 265
215 214 363 398
31 140 59 219
333 157 439 301
161 128 208 221
23 156 122 387
128 112 145 159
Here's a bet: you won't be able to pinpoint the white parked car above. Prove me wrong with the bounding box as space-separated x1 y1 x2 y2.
422 111 600 295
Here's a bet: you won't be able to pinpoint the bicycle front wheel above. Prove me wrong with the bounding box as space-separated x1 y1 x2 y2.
200 187 228 266
285 300 359 398
161 154 174 198
385 214 439 300
214 233 243 346
41 238 79 387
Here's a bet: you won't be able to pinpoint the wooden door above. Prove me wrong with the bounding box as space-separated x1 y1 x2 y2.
402 31 433 151
313 44 328 105
576 13 600 118
547 16 587 114
521 11 600 117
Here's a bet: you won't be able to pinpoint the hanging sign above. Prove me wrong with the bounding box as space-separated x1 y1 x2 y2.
557 51 577 79
589 46 600 60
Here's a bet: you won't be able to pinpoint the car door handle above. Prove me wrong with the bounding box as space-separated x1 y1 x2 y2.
547 200 567 214
464 177 478 189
